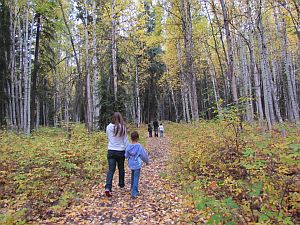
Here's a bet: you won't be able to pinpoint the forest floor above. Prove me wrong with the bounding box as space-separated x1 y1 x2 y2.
43 135 203 224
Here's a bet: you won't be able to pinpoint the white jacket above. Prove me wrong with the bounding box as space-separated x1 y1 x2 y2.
106 123 129 151
159 125 164 131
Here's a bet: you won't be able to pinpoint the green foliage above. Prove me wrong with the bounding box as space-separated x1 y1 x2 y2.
0 126 107 223
169 121 300 224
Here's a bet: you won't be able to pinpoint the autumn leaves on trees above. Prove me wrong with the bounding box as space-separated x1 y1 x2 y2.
0 0 299 134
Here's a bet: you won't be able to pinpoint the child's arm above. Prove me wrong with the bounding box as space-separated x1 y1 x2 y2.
139 146 149 164
125 147 129 158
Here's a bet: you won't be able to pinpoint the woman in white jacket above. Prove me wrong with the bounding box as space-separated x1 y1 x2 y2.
105 112 129 197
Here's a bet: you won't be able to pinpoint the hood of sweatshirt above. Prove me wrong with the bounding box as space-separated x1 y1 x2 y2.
126 144 140 156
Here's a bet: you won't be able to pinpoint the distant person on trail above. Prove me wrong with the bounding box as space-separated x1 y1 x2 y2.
125 131 149 199
153 120 159 137
105 112 129 197
148 124 153 137
159 123 164 138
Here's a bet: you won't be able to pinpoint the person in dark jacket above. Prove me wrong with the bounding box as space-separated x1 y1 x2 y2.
153 120 159 137
148 124 153 137
125 131 149 198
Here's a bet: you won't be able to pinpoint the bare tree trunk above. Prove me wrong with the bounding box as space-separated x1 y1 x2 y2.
239 36 253 122
247 0 264 129
64 58 69 124
179 0 199 121
9 0 16 128
219 0 238 104
204 41 221 114
204 0 228 105
31 13 41 131
211 0 231 103
83 0 93 132
58 0 82 122
36 97 40 128
271 58 283 123
23 3 30 135
129 60 136 122
257 20 273 130
166 67 179 122
17 16 24 130
111 0 118 102
92 0 100 130
135 56 141 127
273 5 300 125
176 41 190 122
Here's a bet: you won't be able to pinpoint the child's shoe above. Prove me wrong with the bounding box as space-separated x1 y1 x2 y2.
105 189 112 197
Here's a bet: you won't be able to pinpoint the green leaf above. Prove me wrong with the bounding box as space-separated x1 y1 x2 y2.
196 201 206 210
207 214 222 224
224 197 239 209
225 222 235 225
283 217 295 225
242 148 255 157
249 181 263 197
259 214 269 222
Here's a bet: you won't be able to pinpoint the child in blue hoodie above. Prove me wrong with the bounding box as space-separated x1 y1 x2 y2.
125 131 149 198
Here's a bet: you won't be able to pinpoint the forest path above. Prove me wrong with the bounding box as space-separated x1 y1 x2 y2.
49 135 202 224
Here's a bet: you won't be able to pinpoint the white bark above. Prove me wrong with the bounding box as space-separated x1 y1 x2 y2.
84 0 93 132
135 57 141 127
273 5 300 125
92 0 100 130
9 0 17 128
23 4 30 135
111 0 118 101
179 0 199 120
257 22 272 130
176 41 190 122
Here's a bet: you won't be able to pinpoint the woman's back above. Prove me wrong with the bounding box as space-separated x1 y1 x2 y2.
106 123 129 151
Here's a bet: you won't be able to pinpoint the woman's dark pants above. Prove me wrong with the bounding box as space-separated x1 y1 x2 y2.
105 150 125 191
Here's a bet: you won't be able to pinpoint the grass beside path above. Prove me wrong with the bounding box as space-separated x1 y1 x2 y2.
0 126 107 224
168 121 300 224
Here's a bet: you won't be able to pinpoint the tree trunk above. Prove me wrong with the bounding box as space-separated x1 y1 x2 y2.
83 0 93 132
273 5 300 125
9 0 16 128
219 0 238 104
111 0 118 102
23 4 30 135
58 0 82 122
92 0 100 130
135 56 141 127
257 20 273 130
247 0 264 129
31 13 41 131
179 0 199 121
176 41 190 122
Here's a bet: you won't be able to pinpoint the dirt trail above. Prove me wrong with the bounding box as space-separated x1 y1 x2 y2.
46 136 202 224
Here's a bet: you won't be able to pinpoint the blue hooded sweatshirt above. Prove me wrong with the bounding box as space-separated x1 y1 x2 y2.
125 143 149 170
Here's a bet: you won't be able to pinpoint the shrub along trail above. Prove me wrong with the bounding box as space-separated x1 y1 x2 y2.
44 135 203 224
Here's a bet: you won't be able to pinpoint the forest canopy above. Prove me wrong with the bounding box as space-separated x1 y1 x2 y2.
0 0 299 134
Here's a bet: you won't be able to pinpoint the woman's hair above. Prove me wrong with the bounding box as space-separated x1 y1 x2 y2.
112 112 126 136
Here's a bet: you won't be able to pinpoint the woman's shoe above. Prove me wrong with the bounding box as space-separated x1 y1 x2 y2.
105 189 112 197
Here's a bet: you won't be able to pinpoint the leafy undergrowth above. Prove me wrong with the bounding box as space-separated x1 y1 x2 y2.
0 125 107 224
169 121 300 224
